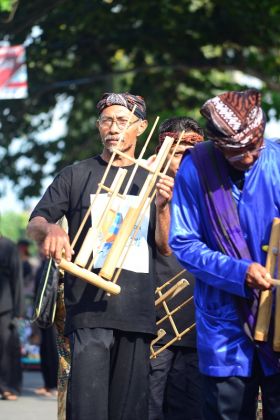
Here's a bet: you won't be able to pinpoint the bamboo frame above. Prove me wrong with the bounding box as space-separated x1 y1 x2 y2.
58 114 175 295
254 218 280 342
108 132 186 290
150 270 195 359
273 229 280 351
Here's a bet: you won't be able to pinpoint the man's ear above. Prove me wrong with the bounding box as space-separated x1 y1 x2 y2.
136 119 148 136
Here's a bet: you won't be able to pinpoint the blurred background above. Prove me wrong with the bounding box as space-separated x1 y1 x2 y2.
1 0 280 219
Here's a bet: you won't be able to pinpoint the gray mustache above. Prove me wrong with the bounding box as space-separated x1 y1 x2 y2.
105 135 123 142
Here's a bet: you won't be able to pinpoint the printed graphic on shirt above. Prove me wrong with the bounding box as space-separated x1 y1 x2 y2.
90 194 150 273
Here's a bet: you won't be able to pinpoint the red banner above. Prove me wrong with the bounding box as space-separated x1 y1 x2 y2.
0 44 28 99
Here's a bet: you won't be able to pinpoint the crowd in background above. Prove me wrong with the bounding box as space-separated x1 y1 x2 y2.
0 237 58 401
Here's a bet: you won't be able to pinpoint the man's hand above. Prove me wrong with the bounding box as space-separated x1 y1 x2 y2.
155 174 174 211
42 223 73 263
27 216 73 264
246 262 272 290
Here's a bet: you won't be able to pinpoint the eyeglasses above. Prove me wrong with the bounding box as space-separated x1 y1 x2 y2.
97 116 139 130
226 145 266 162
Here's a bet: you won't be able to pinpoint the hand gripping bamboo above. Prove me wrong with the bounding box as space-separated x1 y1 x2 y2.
57 168 127 296
254 218 280 342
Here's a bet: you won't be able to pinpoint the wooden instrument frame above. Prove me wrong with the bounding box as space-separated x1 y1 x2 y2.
58 113 177 296
254 218 280 351
150 269 195 359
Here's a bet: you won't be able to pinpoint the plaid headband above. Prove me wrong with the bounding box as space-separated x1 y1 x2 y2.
96 92 146 119
156 131 204 153
200 89 266 150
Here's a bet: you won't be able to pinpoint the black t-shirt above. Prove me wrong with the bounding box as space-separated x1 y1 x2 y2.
30 155 156 336
155 251 197 348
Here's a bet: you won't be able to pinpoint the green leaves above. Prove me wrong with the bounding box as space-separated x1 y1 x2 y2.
0 0 14 12
1 0 280 199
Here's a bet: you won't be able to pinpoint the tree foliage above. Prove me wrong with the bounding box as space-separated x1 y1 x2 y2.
0 0 14 12
0 210 29 241
1 0 280 202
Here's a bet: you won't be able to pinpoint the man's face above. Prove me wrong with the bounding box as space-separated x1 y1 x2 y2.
97 105 144 155
221 140 265 171
167 140 193 177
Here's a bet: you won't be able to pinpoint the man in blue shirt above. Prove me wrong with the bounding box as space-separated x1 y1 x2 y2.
169 89 280 419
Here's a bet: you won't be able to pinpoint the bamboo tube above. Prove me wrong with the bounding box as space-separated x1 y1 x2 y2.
156 296 193 325
155 279 189 307
150 329 166 358
99 136 174 280
254 218 280 341
273 230 280 351
74 168 127 268
59 259 121 295
109 134 186 287
150 323 196 359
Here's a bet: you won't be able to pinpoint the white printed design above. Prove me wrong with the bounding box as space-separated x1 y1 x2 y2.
90 194 150 273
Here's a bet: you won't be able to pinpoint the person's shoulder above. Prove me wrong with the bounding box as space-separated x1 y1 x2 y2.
60 155 101 174
56 156 105 183
0 236 17 253
265 138 280 147
265 138 280 157
0 236 15 246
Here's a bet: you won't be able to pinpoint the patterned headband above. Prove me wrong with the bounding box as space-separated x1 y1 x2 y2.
96 92 146 119
156 131 204 153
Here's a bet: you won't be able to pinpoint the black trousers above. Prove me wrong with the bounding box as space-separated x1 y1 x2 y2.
40 325 58 389
149 346 203 420
202 355 280 420
66 328 150 420
0 311 22 395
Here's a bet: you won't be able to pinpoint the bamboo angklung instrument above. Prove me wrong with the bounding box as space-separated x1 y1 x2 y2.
254 218 280 343
59 113 175 296
105 130 187 291
273 235 280 351
150 269 196 359
98 135 174 281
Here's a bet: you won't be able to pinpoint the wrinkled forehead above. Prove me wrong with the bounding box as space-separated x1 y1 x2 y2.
100 104 133 118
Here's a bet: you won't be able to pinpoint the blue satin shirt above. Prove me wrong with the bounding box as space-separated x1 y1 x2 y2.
169 139 280 377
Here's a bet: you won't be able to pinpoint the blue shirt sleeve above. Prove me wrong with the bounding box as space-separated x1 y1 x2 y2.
169 155 251 298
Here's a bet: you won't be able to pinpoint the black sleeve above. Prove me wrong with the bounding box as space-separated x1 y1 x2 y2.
30 167 72 223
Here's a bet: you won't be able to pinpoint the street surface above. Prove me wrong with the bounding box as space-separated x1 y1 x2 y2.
0 370 56 420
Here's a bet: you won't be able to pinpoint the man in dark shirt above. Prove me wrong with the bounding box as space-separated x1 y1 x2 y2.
149 117 204 420
27 92 173 420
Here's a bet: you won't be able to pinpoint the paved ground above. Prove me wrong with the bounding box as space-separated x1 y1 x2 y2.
0 370 57 420
0 370 263 420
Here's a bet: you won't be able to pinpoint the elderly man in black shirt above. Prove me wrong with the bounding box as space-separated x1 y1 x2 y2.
27 92 173 420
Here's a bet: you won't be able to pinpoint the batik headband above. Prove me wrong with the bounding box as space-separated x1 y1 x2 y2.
96 92 146 119
156 131 204 153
